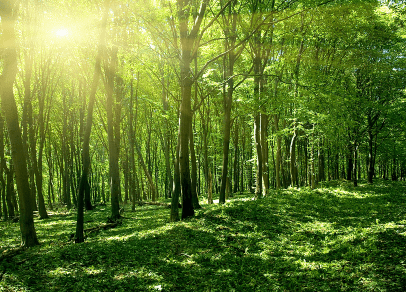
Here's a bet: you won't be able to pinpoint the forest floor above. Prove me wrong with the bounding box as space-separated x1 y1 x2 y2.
1 180 406 291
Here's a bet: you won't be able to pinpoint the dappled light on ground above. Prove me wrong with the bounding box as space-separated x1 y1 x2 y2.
1 180 406 291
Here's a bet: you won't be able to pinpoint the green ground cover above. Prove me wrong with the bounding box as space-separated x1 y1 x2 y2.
1 180 406 291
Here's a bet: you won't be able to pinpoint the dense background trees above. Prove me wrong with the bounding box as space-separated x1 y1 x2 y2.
0 0 405 245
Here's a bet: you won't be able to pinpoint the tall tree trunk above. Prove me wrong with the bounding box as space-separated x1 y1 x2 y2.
233 122 239 193
219 4 237 204
0 2 39 246
75 4 108 243
162 77 173 199
176 0 208 219
129 78 137 209
290 130 298 188
261 113 269 195
21 48 35 212
35 77 49 219
367 122 374 184
106 46 121 220
0 115 7 220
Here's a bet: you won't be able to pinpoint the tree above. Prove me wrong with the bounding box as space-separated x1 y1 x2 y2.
75 2 108 243
0 0 39 247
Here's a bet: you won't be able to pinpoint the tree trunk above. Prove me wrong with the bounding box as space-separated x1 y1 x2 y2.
162 77 173 199
290 130 298 188
0 2 39 246
233 123 239 193
75 4 108 243
35 77 49 219
0 115 7 220
353 144 358 187
6 167 15 219
190 122 201 209
105 46 121 220
261 113 269 195
254 114 263 198
170 132 181 222
367 126 374 184
176 0 208 219
347 143 353 181
274 115 281 189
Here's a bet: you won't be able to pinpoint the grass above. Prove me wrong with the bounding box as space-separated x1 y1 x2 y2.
1 179 406 291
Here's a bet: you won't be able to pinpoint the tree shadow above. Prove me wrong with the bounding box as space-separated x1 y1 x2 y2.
2 181 406 291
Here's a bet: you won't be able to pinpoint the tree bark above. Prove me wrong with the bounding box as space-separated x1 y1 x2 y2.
274 115 281 189
290 129 298 188
261 113 269 195
190 122 201 209
105 46 121 220
170 132 181 222
75 4 108 243
0 2 39 246
219 4 237 204
176 0 208 219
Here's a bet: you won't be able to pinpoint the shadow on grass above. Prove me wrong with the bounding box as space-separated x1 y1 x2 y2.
1 180 406 291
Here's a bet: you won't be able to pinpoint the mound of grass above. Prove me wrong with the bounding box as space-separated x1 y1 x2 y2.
1 180 406 291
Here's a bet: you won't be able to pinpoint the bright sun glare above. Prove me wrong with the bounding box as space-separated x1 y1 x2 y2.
55 28 69 38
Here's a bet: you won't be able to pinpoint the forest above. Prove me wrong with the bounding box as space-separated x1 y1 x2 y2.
1 0 406 290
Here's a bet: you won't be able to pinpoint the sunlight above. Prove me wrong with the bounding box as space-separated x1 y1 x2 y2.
55 28 69 38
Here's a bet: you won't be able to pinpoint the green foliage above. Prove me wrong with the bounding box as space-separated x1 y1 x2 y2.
1 180 406 291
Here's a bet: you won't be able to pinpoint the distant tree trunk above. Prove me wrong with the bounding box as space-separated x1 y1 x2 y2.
318 141 325 182
207 170 213 204
105 46 121 220
0 115 7 220
353 144 358 187
347 143 353 181
162 76 173 199
367 123 374 184
261 113 269 195
0 1 39 246
190 122 201 209
35 74 49 219
134 138 157 202
310 131 317 189
290 129 298 188
274 115 282 189
233 123 239 193
129 77 138 210
170 132 181 222
6 166 15 218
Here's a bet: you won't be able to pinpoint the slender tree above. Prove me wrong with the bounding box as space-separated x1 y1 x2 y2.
0 0 39 247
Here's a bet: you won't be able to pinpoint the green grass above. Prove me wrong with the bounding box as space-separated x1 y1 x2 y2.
1 179 406 291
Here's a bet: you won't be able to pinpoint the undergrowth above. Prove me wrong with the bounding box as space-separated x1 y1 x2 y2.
1 179 406 291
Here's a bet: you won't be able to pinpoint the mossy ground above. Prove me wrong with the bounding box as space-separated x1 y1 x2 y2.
1 180 406 291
